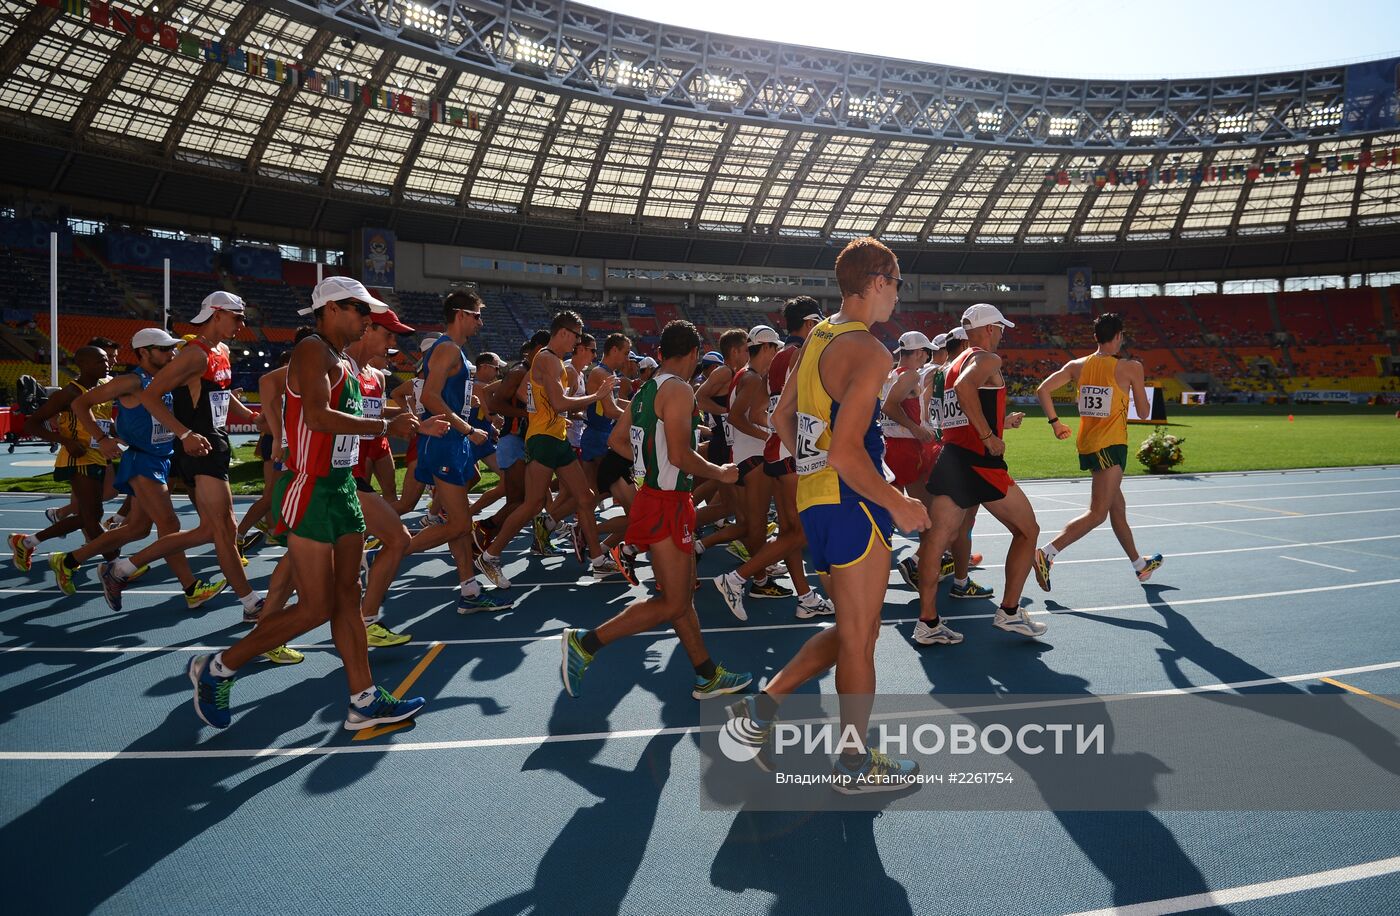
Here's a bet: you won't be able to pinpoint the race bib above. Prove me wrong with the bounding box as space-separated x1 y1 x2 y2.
360 396 385 440
525 380 537 413
411 378 424 410
629 425 647 481
208 389 231 430
150 417 173 444
938 389 969 430
767 393 781 415
1078 384 1113 418
331 432 360 469
794 412 829 475
89 418 113 448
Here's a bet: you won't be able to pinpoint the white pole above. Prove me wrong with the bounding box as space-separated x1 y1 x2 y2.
163 257 171 330
49 232 58 388
316 261 324 283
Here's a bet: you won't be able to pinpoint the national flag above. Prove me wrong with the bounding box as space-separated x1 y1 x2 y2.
134 13 155 42
1324 156 1339 172
305 70 323 93
1340 154 1355 171
178 34 199 58
361 85 372 106
109 5 135 34
285 63 301 86
204 41 224 63
414 97 429 119
158 24 177 50
230 49 248 72
89 0 108 26
1246 167 1260 181
469 111 479 130
396 94 415 114
1308 160 1323 175
1359 150 1374 168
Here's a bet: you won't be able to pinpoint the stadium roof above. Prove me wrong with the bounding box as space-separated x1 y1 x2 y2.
3 0 1399 274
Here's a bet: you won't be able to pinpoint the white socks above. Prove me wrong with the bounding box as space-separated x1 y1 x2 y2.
350 686 377 708
954 576 968 588
22 534 39 548
210 653 235 678
461 579 481 598
1041 544 1060 561
238 591 264 612
1132 557 1147 572
112 557 138 579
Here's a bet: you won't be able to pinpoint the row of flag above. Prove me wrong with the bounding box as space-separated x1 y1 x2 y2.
1044 148 1399 188
40 0 482 128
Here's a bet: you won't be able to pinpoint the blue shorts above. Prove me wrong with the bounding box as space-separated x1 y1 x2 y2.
798 500 893 574
580 427 611 463
414 432 475 487
114 449 171 495
496 433 526 471
470 424 497 460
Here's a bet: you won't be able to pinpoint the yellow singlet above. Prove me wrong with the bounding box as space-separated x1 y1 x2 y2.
525 354 569 441
52 380 106 470
794 317 876 512
1075 353 1129 455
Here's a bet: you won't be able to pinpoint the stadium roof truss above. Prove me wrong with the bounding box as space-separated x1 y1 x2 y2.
2 0 1398 265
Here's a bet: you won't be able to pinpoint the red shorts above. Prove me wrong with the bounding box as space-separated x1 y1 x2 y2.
406 436 418 464
624 486 696 554
884 436 939 488
355 436 392 479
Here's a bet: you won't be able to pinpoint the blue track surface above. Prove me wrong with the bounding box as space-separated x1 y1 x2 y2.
1 465 1398 915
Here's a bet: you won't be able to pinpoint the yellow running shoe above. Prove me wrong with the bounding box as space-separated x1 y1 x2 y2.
128 563 151 582
184 578 228 609
365 621 411 648
239 551 250 568
262 645 304 665
10 533 33 573
364 535 383 552
48 552 78 596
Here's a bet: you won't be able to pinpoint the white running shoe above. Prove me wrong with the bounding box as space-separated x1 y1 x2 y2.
589 554 620 579
912 618 964 646
794 591 835 619
993 606 1047 638
712 573 748 622
475 552 512 589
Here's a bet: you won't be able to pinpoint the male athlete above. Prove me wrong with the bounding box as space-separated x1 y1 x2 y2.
1033 312 1163 589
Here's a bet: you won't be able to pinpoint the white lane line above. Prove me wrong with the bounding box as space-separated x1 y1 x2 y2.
1064 854 1400 916
892 506 1400 541
1280 555 1357 573
1025 471 1400 498
2 658 1398 762
1030 488 1400 512
5 578 1397 655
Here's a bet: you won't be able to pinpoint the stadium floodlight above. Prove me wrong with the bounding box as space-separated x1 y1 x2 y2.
510 36 554 68
976 109 1004 133
696 73 743 105
1217 112 1253 134
1048 116 1079 137
1306 104 1343 128
1129 116 1162 138
846 94 895 122
614 60 654 90
399 1 447 37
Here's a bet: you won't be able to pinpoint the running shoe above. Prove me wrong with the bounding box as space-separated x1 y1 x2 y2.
241 597 266 624
949 579 994 599
749 580 792 600
343 687 427 731
471 522 489 556
590 554 621 579
101 515 123 531
261 645 304 665
237 530 266 554
187 654 234 729
48 552 77 596
359 547 379 590
559 627 594 697
97 561 126 612
184 578 227 610
723 695 778 772
570 520 587 564
127 563 150 582
832 748 920 795
693 538 707 557
1137 553 1164 583
611 543 639 587
366 621 411 647
475 552 511 589
693 665 753 700
765 562 786 579
532 514 553 554
993 605 1048 638
712 573 748 622
970 552 984 566
363 535 382 552
1033 547 1053 592
238 550 249 568
939 554 956 582
766 521 779 538
44 507 62 525
794 591 835 619
724 541 750 562
9 533 33 573
458 589 513 614
896 556 919 589
912 618 964 646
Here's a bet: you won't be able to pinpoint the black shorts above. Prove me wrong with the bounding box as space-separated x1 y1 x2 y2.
706 434 731 465
175 449 231 487
926 442 1013 509
354 474 376 494
257 433 274 462
736 455 765 485
596 449 635 494
53 463 105 483
764 456 796 478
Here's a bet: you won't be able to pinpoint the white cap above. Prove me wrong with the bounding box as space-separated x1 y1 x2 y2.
948 327 968 341
131 327 182 350
961 303 1016 330
308 277 391 313
931 333 948 350
638 356 659 370
191 291 246 324
747 325 782 346
419 336 438 353
896 330 933 352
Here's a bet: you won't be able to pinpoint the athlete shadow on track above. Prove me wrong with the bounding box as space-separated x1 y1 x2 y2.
1063 584 1400 780
0 687 324 913
915 637 1214 912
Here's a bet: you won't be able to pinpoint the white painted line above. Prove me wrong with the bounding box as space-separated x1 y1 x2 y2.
1064 854 1400 916
5 578 1397 655
1030 488 1400 512
1280 555 1357 573
1 658 1398 762
893 506 1400 541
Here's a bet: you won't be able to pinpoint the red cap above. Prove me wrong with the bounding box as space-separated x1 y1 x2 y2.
370 308 414 335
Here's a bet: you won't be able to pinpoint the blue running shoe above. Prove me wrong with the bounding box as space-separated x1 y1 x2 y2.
723 694 778 772
693 665 753 700
187 654 234 729
832 748 920 795
457 589 513 614
1137 553 1164 582
560 627 594 697
98 561 127 612
343 686 426 731
949 579 994 599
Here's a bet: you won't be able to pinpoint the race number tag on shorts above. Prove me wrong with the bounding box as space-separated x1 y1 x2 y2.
794 412 828 475
208 389 231 430
151 417 173 444
629 425 647 480
359 397 384 440
1078 384 1113 418
939 389 969 430
331 432 360 469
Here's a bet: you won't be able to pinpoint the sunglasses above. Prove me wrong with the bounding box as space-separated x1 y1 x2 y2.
869 272 905 292
339 299 372 317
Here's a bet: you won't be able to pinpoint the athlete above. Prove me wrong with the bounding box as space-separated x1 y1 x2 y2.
725 238 929 791
1033 312 1163 589
561 319 752 700
477 331 550 553
47 328 226 609
915 304 1043 644
694 329 749 553
185 279 428 731
97 293 264 619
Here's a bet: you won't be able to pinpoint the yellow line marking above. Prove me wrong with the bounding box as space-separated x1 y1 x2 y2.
1319 677 1400 711
1218 501 1302 516
352 641 445 741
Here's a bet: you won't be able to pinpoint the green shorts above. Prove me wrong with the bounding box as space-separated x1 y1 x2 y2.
1079 444 1128 472
271 470 365 544
53 463 105 483
525 434 576 469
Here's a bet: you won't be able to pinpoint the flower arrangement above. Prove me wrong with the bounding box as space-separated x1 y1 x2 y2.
1137 427 1185 472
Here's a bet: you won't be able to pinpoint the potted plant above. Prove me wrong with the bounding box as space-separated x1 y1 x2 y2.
1137 427 1185 473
